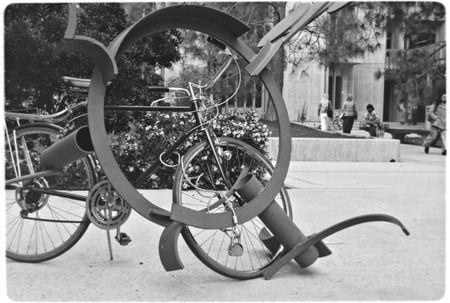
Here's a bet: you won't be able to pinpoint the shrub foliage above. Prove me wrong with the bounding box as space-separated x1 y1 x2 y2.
110 110 270 189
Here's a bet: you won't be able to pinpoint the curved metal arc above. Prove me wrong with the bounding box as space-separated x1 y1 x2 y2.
64 3 78 40
54 36 117 83
56 4 117 83
263 214 409 279
106 5 251 60
159 221 185 271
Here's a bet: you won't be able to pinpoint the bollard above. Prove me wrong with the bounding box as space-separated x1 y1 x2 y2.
235 174 319 268
40 126 94 170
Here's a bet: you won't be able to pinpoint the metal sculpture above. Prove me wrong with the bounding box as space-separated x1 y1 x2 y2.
48 2 409 279
40 126 93 170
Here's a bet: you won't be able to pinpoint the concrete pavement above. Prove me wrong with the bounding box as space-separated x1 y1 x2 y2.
5 144 446 301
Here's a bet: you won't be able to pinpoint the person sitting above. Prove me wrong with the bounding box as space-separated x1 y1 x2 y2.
363 104 383 137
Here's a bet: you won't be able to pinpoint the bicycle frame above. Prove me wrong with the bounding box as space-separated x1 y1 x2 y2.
5 101 87 125
105 96 228 190
4 100 88 186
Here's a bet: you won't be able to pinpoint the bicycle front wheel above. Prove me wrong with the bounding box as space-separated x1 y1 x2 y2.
5 124 96 262
172 137 292 280
333 119 342 130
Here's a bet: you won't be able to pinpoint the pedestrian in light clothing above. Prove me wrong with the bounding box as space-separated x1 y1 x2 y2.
398 102 406 125
423 93 446 155
318 94 331 131
340 94 358 134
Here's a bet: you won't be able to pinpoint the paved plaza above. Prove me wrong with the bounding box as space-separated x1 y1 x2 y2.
4 143 447 301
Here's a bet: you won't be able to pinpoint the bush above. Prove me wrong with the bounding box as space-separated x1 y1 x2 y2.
110 110 270 189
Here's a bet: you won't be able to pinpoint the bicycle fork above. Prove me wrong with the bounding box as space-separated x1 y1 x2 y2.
193 100 243 255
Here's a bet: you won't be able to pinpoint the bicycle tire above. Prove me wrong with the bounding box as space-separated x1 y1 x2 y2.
172 137 292 279
333 119 342 130
5 123 96 262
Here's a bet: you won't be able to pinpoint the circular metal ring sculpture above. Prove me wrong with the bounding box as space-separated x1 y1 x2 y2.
85 5 292 229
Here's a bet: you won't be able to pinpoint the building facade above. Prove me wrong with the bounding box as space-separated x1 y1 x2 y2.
283 44 387 123
282 2 446 124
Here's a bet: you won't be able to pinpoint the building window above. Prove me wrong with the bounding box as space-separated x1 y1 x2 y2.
386 31 392 50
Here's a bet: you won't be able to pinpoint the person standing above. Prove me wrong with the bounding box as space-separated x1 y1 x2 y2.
318 93 331 131
398 102 406 125
340 94 358 134
423 93 446 155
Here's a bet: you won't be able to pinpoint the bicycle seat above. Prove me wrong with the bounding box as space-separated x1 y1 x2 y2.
62 76 91 88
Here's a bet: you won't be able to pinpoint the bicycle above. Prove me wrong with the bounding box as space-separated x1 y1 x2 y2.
332 111 343 130
5 75 140 260
5 82 97 262
316 112 341 131
5 32 292 279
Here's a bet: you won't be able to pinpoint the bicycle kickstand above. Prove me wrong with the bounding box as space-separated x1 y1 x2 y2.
105 228 132 261
106 229 114 260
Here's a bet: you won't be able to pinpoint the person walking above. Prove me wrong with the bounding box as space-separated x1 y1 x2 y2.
423 93 446 155
340 94 358 134
318 94 331 131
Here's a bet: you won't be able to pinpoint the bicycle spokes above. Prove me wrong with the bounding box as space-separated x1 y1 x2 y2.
5 125 94 262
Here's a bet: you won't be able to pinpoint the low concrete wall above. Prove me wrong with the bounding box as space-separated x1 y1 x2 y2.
267 137 401 162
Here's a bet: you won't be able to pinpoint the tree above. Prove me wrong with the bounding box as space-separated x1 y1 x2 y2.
5 4 69 110
379 2 446 107
4 3 182 119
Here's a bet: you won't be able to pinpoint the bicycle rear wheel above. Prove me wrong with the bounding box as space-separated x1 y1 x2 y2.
172 137 292 279
5 124 96 262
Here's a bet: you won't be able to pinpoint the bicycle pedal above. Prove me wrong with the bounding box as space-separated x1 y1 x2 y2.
115 232 132 246
228 243 244 257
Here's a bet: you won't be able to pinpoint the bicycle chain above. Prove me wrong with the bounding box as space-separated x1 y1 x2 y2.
20 214 87 224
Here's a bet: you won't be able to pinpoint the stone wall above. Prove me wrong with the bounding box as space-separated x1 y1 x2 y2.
267 137 400 162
